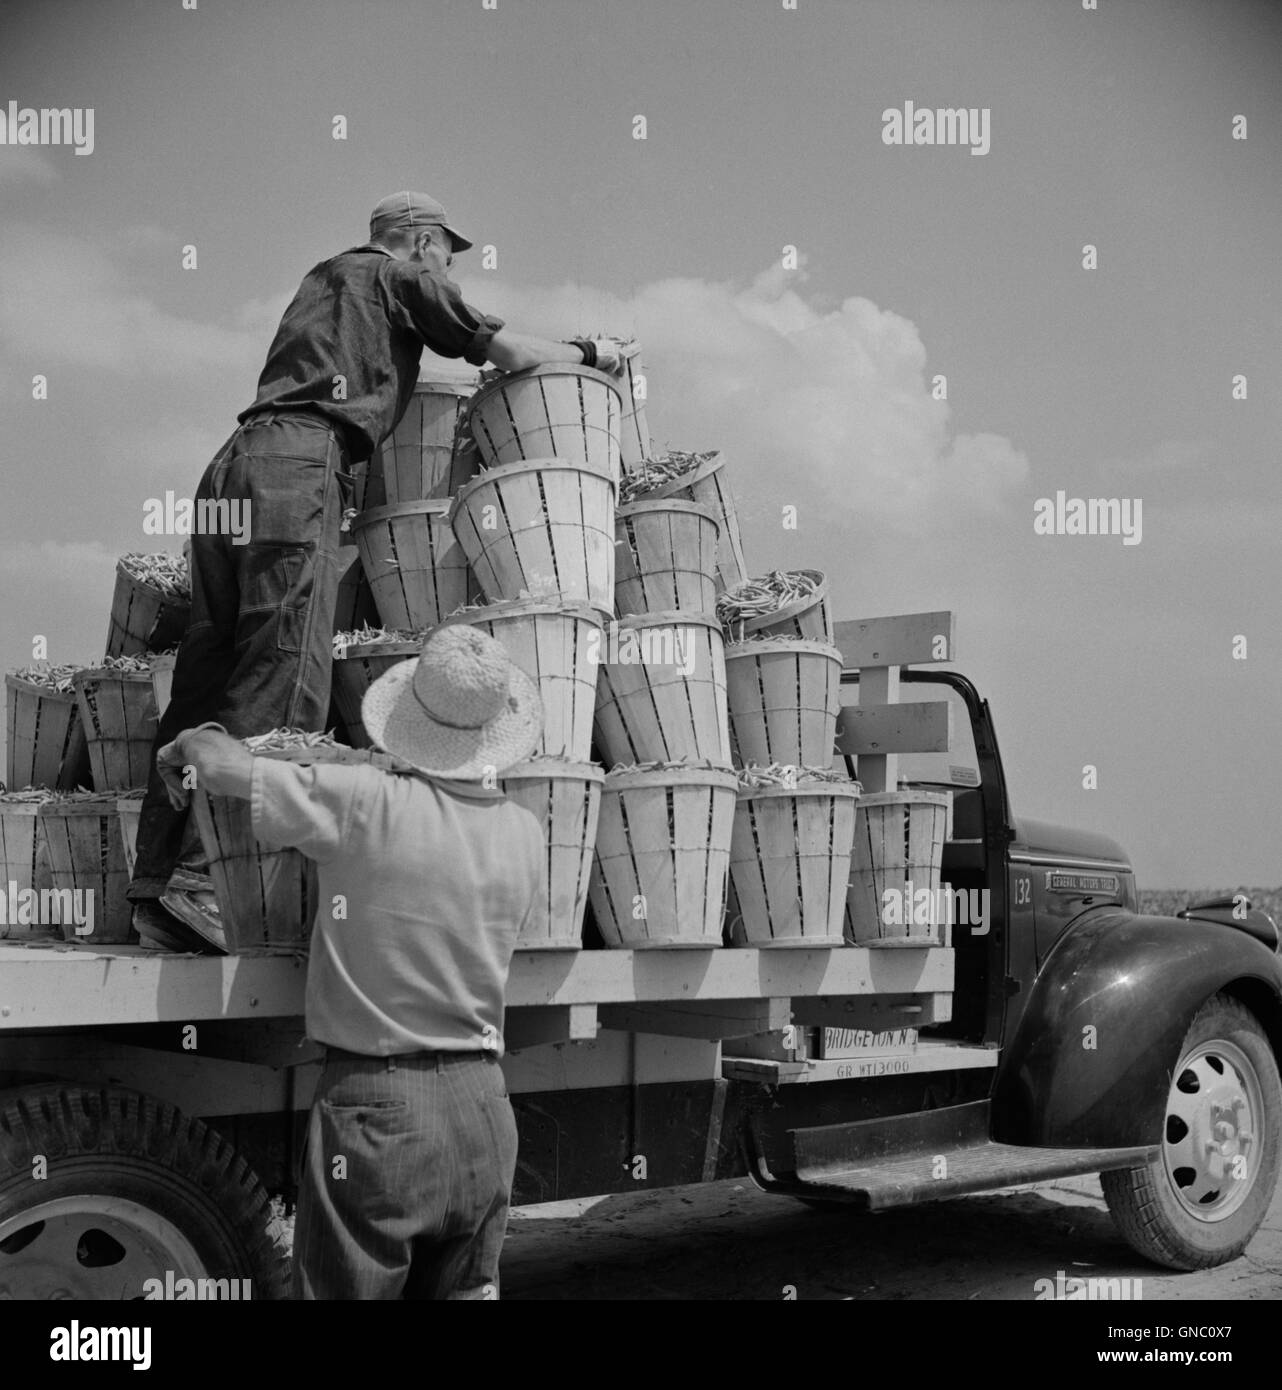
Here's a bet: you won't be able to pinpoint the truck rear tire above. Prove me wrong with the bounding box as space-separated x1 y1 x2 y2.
1101 994 1281 1271
0 1084 290 1300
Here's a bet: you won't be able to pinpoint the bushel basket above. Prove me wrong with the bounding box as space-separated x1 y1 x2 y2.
5 673 91 790
617 354 650 471
638 451 748 594
724 638 842 769
593 612 730 766
466 364 623 486
378 378 478 502
589 764 737 949
449 459 615 610
727 780 860 947
105 556 191 658
845 790 951 946
73 668 161 792
614 499 719 617
0 800 53 941
498 759 602 949
38 796 133 944
718 569 832 644
351 500 476 630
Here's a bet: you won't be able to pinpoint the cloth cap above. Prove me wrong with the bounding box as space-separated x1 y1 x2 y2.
369 191 474 252
361 625 542 780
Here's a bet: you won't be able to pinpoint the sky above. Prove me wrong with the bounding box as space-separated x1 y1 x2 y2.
0 0 1279 887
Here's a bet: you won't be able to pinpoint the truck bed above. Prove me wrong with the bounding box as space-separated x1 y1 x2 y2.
0 941 954 1034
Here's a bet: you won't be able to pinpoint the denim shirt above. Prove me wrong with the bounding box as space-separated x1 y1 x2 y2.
238 244 504 461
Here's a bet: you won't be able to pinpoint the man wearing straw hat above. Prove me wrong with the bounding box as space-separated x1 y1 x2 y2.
156 623 545 1299
130 189 634 949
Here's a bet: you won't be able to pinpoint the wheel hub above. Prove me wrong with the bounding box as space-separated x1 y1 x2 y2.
0 1198 206 1300
1163 1040 1262 1222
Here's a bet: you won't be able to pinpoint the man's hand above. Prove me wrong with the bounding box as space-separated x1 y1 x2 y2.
156 732 196 810
156 724 255 806
588 337 640 375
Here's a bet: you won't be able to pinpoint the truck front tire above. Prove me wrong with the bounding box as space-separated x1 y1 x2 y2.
0 1084 290 1300
1102 994 1281 1271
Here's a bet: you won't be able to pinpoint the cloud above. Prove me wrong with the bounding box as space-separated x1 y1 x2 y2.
0 148 58 186
0 539 117 578
456 258 1030 534
0 224 269 375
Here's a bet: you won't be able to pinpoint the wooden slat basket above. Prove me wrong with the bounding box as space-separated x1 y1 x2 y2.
378 378 478 503
589 763 737 948
724 638 842 769
105 555 191 658
718 569 832 644
332 550 381 634
38 795 133 944
466 364 623 486
0 799 54 941
727 778 861 948
635 451 748 593
593 612 730 766
5 672 91 790
617 354 650 471
614 499 720 617
439 599 607 762
332 637 423 750
351 500 477 631
845 790 951 946
498 758 603 949
73 668 160 792
449 459 616 611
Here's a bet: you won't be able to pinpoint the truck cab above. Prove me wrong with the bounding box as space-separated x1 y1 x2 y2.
735 663 1282 1276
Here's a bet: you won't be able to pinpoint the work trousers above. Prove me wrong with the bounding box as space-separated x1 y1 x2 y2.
128 412 353 900
292 1049 519 1300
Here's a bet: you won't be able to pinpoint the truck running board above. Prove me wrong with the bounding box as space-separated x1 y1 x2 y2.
755 1101 1159 1211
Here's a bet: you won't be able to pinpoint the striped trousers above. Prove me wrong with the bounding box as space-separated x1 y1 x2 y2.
292 1049 518 1300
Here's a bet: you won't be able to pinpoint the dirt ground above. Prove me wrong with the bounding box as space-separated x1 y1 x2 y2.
501 1170 1282 1301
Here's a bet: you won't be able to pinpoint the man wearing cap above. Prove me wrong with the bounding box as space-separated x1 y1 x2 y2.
156 624 546 1298
129 190 635 950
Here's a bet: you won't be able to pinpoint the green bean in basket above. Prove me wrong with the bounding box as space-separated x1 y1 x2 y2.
715 570 819 627
119 552 191 601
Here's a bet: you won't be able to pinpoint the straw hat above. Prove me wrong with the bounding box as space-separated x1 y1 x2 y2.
361 625 543 780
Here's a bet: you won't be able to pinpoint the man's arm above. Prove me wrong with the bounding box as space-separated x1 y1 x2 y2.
486 331 637 375
485 330 589 374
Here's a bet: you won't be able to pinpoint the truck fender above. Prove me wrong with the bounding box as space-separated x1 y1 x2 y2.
992 906 1282 1149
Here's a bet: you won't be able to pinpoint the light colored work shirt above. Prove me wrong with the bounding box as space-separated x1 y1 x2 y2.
250 758 544 1057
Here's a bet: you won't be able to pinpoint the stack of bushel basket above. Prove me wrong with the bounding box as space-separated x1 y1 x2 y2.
1 552 188 945
6 349 949 963
714 571 860 947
